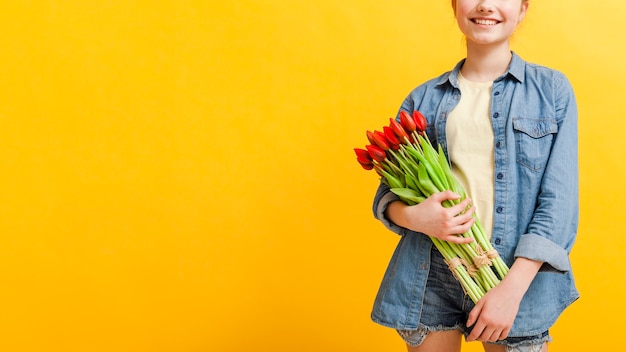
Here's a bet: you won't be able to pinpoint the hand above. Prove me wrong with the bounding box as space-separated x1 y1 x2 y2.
465 282 523 342
465 257 544 342
400 190 476 244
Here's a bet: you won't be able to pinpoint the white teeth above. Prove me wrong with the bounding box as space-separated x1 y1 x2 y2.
474 19 498 25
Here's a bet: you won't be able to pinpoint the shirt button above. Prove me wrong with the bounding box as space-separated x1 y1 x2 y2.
496 207 503 213
497 173 504 179
494 238 501 245
495 141 501 148
494 91 500 96
493 112 500 118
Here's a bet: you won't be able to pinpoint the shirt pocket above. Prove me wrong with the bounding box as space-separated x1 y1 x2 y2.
512 117 558 171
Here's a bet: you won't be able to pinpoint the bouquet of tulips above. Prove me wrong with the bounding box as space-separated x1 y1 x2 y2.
355 110 509 303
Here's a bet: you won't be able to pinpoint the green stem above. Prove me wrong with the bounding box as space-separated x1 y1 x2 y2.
433 239 484 302
384 158 404 176
471 218 510 279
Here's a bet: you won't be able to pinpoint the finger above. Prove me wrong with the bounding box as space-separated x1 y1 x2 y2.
466 322 484 342
475 328 497 343
498 327 511 341
486 329 501 342
449 199 474 216
450 206 475 225
444 234 474 244
433 190 461 202
466 299 482 329
447 217 476 236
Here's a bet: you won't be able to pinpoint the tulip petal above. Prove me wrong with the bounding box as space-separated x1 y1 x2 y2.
366 144 386 162
400 110 417 133
413 110 428 132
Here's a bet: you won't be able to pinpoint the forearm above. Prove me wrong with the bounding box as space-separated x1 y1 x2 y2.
384 200 411 229
498 257 543 300
372 182 406 235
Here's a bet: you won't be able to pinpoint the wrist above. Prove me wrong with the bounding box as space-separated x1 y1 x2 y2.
499 257 543 298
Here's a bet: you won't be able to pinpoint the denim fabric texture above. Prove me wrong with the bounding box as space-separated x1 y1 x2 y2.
371 52 579 336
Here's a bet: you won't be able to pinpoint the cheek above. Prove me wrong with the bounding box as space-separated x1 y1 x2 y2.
455 4 474 31
455 3 474 17
504 3 528 19
454 4 470 23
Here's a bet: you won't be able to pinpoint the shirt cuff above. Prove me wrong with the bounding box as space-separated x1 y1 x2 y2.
514 233 572 273
374 191 405 235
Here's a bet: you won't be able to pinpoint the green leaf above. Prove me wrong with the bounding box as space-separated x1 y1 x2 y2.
437 145 466 198
404 174 421 193
380 169 404 189
417 163 439 196
390 188 426 204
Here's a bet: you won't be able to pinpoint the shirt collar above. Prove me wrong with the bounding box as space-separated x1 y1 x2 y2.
436 51 525 87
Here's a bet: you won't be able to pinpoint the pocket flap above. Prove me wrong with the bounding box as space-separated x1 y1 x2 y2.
512 118 558 138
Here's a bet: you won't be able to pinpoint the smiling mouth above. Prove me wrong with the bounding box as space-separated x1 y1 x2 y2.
472 18 499 26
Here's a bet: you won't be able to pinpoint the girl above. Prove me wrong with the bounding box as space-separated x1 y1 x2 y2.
370 1 579 351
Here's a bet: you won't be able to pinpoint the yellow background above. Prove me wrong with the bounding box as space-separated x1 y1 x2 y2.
0 1 623 351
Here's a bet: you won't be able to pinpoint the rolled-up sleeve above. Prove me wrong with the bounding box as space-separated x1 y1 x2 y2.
372 181 405 235
514 234 572 273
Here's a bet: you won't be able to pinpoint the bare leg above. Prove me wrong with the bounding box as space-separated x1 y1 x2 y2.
406 330 462 352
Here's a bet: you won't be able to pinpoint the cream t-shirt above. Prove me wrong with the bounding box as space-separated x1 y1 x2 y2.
446 73 495 239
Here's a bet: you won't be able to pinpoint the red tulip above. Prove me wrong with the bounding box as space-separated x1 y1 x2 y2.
383 126 401 150
366 144 386 163
400 110 416 133
413 110 427 132
357 159 374 170
372 130 390 151
389 118 408 142
366 131 377 146
354 148 373 164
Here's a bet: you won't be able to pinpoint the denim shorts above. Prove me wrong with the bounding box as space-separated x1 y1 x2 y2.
396 247 551 350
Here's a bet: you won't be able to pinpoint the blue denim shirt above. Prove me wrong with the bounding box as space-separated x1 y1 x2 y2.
371 53 579 336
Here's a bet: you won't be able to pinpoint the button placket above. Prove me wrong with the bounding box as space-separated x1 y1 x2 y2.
491 83 505 226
